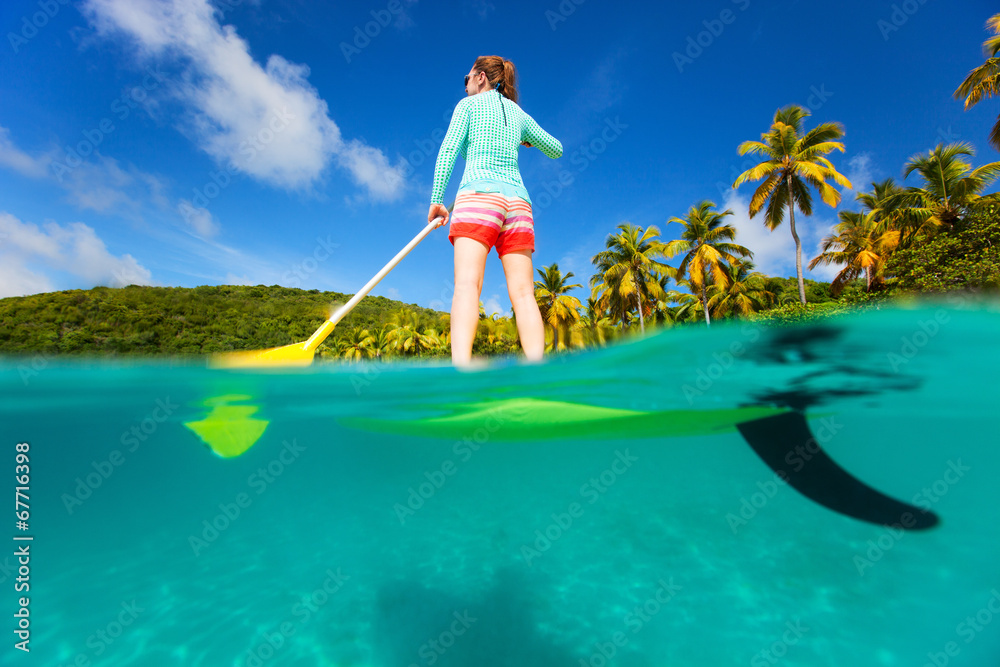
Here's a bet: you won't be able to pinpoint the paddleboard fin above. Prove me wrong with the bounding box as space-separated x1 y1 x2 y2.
736 411 940 530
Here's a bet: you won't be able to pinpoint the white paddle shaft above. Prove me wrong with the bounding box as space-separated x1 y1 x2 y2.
301 218 443 350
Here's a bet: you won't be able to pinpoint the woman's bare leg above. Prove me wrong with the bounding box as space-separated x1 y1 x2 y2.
451 237 489 366
500 249 544 362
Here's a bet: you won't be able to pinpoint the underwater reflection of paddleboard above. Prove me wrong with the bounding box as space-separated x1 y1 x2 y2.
342 395 940 530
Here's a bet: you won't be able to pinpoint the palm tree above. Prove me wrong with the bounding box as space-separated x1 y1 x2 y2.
900 143 1000 234
662 277 703 324
706 259 775 318
421 326 449 356
591 224 674 333
854 178 921 242
733 105 853 304
476 314 519 354
370 326 392 358
808 209 900 294
534 264 582 351
338 327 375 361
664 200 752 327
386 324 430 356
955 13 1000 151
576 297 616 347
388 308 423 329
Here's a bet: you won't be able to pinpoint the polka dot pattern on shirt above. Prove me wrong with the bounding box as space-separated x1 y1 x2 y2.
430 91 563 205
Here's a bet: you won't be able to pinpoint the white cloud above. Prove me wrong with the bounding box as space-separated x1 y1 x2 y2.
177 199 218 237
844 152 874 195
0 127 170 219
0 126 51 178
483 294 503 317
722 190 839 281
83 0 407 200
58 153 167 215
224 272 255 286
0 212 154 297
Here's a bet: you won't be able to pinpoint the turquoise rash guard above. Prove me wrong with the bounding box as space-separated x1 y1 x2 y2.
430 89 563 206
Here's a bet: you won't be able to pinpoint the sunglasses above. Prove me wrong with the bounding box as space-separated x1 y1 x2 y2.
464 71 482 86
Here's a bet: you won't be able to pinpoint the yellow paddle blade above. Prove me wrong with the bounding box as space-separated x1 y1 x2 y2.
209 342 316 369
209 320 337 369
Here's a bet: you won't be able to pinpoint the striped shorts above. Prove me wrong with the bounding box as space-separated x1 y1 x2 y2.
448 191 534 256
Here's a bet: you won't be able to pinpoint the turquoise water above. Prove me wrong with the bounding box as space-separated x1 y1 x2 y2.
2 299 999 666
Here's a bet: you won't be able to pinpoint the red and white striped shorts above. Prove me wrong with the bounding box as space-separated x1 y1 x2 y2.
447 191 534 256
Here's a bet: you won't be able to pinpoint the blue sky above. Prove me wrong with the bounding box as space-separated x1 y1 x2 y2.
1 0 998 315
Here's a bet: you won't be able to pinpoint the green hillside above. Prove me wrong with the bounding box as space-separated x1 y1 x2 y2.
0 284 445 358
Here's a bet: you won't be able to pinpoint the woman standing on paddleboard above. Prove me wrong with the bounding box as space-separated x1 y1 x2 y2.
428 56 563 366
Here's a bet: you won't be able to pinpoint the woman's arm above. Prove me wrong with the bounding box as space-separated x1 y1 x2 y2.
430 100 470 205
523 114 563 159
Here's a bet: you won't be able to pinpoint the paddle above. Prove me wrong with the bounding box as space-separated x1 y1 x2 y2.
210 215 447 369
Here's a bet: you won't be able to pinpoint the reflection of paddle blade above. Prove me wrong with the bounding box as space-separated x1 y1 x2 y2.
737 411 940 530
184 405 269 458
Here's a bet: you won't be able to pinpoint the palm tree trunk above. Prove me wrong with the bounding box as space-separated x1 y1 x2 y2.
635 291 645 333
701 283 711 327
787 174 806 305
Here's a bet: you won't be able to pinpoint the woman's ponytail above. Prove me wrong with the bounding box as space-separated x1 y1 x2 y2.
473 55 519 104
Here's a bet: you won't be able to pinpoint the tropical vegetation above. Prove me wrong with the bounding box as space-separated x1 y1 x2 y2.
955 12 1000 151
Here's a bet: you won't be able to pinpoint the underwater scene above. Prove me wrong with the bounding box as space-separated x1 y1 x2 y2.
1 299 999 666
